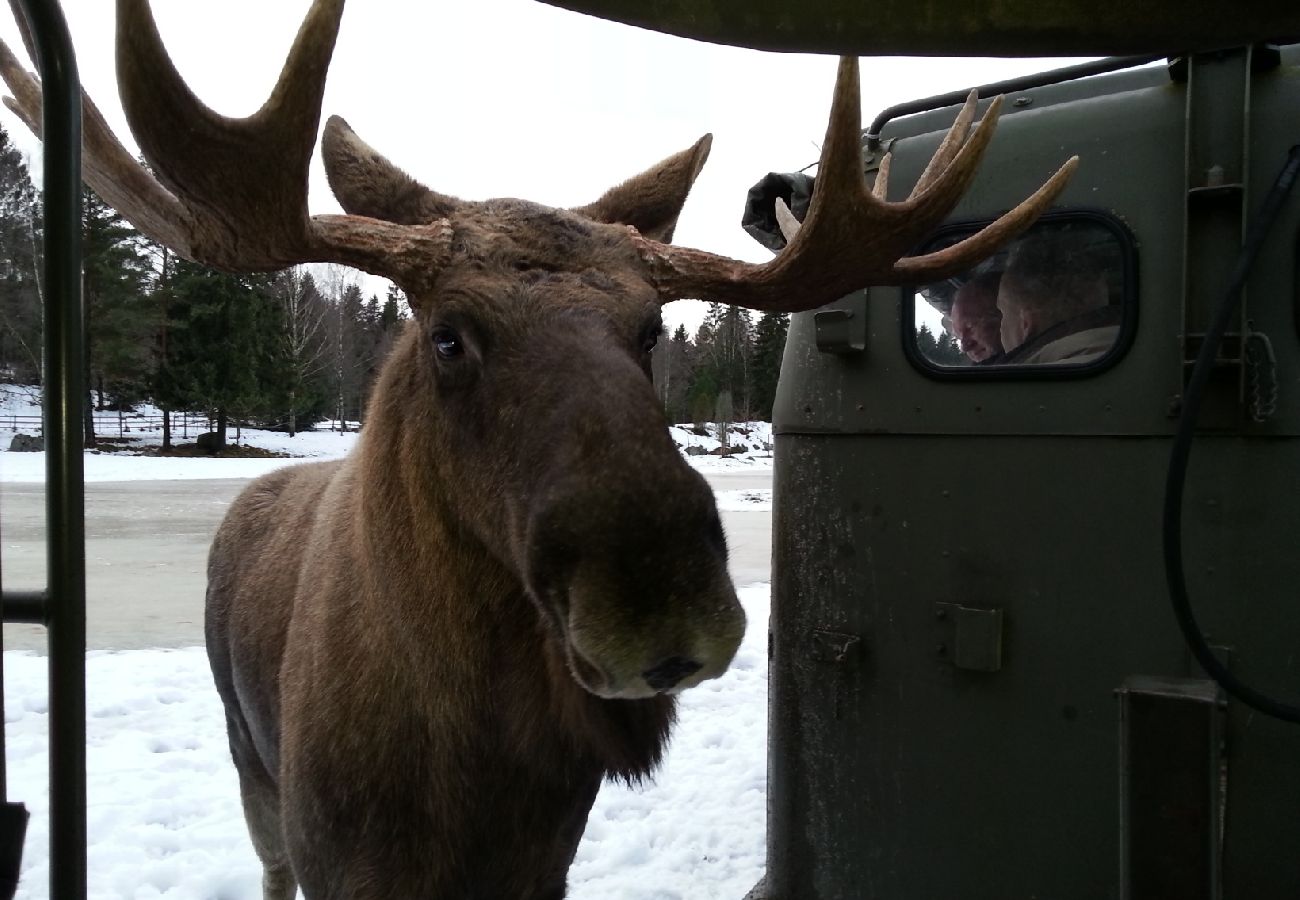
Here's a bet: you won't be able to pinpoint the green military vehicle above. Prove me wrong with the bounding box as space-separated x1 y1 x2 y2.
756 47 1300 899
549 3 1300 896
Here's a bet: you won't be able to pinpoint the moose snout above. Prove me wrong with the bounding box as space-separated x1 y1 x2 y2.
521 465 745 700
642 655 703 692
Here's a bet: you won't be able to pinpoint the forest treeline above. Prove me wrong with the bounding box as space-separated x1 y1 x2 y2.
0 125 789 449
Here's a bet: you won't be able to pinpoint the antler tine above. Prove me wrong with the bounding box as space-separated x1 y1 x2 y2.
115 0 338 263
0 0 454 292
872 152 891 200
0 34 191 252
634 56 1077 313
773 197 801 245
908 90 978 200
894 156 1078 279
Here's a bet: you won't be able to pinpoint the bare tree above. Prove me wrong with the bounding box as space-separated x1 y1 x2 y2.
714 389 734 452
273 266 329 436
316 263 360 430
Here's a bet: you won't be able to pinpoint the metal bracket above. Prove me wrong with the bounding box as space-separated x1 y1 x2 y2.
1244 329 1278 422
935 602 1004 672
810 629 861 664
814 309 865 354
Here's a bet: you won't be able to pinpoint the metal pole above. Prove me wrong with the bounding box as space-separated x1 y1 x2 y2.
11 0 85 897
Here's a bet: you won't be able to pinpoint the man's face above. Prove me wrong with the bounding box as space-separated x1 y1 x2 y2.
950 282 1003 362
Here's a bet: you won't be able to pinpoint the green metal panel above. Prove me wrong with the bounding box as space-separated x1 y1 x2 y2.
539 0 1300 57
769 436 1300 898
764 50 1300 899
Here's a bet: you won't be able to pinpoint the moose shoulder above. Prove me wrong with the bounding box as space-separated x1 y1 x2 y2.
0 0 1075 896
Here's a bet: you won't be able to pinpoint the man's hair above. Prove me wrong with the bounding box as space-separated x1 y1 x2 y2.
1002 228 1115 322
958 269 1003 302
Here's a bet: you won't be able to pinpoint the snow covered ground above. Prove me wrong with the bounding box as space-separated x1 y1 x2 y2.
5 583 769 900
1 384 773 898
0 384 774 483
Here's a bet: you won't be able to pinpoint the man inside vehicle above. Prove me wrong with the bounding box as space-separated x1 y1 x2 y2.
949 270 1005 362
995 229 1121 365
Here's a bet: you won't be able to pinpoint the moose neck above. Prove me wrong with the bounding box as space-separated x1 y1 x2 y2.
348 324 674 782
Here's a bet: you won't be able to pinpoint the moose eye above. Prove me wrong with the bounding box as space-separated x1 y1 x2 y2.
431 326 464 360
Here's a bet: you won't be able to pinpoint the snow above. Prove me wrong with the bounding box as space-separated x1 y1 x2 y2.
5 583 770 899
0 385 358 483
713 489 772 512
1 384 773 897
0 385 775 483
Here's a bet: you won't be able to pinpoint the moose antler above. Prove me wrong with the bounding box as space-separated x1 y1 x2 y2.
0 0 452 293
634 57 1078 311
1 1 1070 311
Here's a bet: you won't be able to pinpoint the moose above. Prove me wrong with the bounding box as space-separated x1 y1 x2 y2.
0 0 1074 896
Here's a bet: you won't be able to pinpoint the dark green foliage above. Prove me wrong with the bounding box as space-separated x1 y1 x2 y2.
0 125 41 383
150 262 408 446
319 277 408 427
916 323 966 365
696 304 753 420
654 303 761 425
82 186 157 416
331 282 369 425
158 259 282 448
749 311 789 421
380 284 402 331
687 360 719 428
0 124 410 447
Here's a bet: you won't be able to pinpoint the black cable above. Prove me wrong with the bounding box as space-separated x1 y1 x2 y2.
1163 144 1300 724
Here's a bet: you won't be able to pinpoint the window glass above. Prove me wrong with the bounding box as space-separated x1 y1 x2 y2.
910 216 1131 371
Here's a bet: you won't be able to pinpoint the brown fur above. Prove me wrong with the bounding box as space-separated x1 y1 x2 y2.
206 132 745 899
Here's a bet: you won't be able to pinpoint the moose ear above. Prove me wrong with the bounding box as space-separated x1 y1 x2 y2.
573 134 712 243
322 115 461 225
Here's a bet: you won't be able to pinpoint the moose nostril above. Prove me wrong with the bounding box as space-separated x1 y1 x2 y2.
642 656 703 692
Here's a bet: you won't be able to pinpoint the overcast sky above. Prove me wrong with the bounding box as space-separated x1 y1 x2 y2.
0 0 1090 332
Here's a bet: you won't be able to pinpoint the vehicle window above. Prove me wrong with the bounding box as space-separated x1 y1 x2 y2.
909 215 1133 372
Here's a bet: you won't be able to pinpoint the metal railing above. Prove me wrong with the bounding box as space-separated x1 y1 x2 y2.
2 412 210 440
0 1 86 898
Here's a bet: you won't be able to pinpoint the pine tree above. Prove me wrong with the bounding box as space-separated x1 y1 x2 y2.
689 303 754 423
81 186 155 444
380 284 402 331
916 323 939 358
749 311 789 421
148 240 182 450
916 323 967 365
331 281 370 426
937 330 966 365
362 283 407 408
688 315 720 431
0 125 42 384
162 259 278 450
